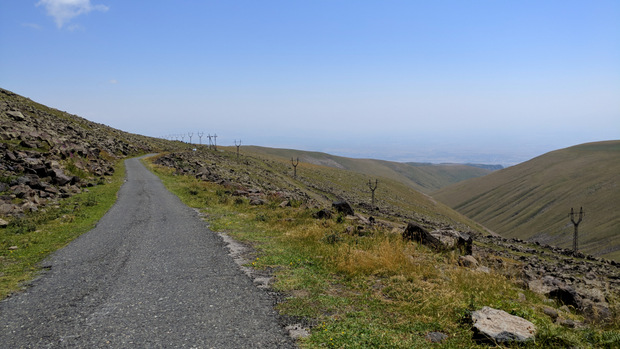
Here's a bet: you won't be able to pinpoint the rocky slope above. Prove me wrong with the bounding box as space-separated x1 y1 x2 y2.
0 88 178 218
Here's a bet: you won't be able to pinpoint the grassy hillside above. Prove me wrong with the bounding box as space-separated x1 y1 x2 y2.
155 148 487 234
240 146 495 193
433 141 620 260
148 151 620 348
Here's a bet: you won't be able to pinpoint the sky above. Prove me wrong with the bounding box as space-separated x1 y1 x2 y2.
1 1 618 166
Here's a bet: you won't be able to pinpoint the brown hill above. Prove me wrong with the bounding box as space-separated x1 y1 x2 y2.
433 141 620 260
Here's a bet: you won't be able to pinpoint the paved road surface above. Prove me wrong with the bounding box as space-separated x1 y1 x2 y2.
0 156 294 348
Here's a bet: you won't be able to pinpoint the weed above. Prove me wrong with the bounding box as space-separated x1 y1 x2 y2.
322 232 342 245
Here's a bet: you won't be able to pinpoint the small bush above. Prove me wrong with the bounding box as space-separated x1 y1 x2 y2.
8 217 37 234
322 232 342 245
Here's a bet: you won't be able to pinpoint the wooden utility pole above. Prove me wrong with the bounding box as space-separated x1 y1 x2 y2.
368 179 378 208
570 207 584 253
291 157 299 178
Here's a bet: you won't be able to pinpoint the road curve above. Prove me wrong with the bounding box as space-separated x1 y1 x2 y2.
0 156 295 348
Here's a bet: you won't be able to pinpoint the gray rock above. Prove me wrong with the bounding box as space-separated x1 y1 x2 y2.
6 110 26 121
404 225 472 255
459 255 479 268
425 331 448 343
51 168 72 186
0 218 8 228
542 306 559 320
471 306 536 343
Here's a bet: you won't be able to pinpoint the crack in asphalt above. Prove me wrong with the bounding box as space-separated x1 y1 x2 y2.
0 156 295 348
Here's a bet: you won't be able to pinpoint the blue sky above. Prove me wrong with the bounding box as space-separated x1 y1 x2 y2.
1 1 618 165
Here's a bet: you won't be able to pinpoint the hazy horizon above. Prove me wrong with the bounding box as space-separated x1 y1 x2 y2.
1 1 618 167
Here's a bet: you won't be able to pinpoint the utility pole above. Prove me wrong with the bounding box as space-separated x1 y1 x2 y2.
368 179 378 208
213 134 218 150
181 134 185 143
234 140 241 160
291 157 299 178
188 132 193 144
207 134 213 149
570 207 584 253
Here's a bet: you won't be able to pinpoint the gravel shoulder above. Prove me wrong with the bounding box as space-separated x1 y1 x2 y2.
0 156 295 348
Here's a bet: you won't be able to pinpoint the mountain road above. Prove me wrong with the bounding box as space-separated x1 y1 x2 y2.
0 156 295 348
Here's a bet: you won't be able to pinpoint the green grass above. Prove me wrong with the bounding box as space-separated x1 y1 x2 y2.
0 160 126 298
148 157 620 348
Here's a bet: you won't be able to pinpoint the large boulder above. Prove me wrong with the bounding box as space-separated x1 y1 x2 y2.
471 306 536 343
332 200 354 216
403 223 472 255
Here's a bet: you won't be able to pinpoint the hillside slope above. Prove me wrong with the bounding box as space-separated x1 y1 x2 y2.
0 88 183 216
241 146 495 193
433 141 620 260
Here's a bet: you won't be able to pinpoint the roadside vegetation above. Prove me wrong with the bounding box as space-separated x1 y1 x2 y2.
0 160 126 298
147 156 620 348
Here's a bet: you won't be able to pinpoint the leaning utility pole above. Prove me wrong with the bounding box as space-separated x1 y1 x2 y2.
569 207 584 253
368 179 378 208
291 157 299 178
234 140 241 160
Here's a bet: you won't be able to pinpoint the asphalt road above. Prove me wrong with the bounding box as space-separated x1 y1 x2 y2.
0 156 295 348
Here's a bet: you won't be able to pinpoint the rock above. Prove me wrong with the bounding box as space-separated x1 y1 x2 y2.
354 213 369 225
402 222 428 241
425 331 448 343
279 200 290 208
476 266 491 274
51 168 72 186
19 140 38 149
471 306 536 343
0 218 8 228
249 198 267 205
332 200 354 216
556 318 578 328
403 224 472 255
313 208 332 219
459 255 479 268
9 246 18 250
549 286 580 308
6 110 25 121
542 306 559 320
579 299 611 322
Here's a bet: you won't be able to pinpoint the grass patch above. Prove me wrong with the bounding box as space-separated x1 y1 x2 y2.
147 157 620 348
0 160 126 299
